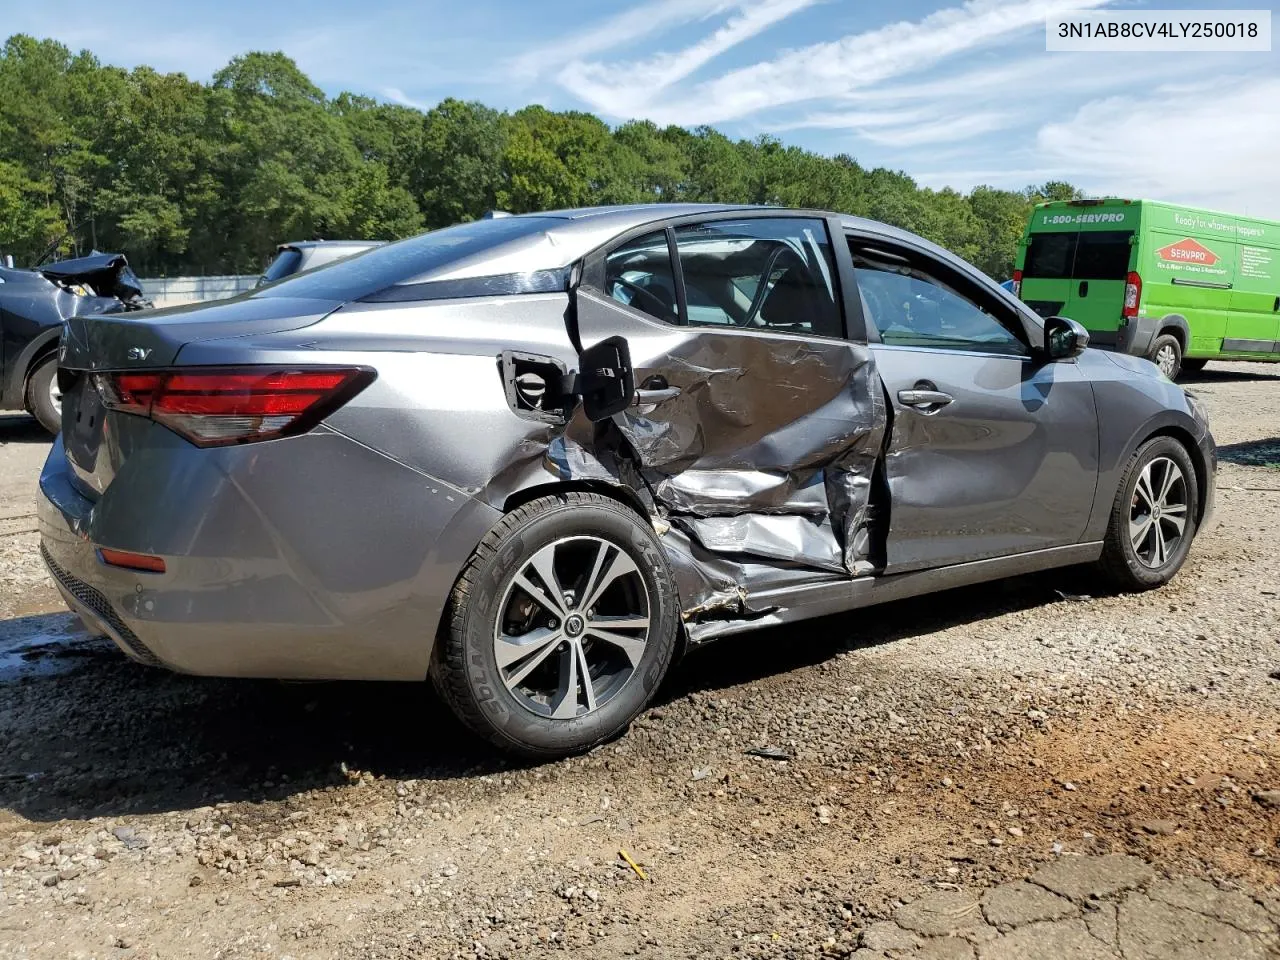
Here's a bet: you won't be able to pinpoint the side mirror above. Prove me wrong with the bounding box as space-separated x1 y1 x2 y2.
1044 316 1090 361
578 335 634 421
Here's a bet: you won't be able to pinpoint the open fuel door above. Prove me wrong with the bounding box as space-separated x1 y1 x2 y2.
571 214 887 615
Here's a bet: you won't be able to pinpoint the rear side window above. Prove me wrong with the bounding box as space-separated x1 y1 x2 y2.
605 232 678 322
255 216 560 301
673 218 841 337
1023 230 1134 280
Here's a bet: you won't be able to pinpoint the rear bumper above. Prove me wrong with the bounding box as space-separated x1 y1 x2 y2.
37 431 502 680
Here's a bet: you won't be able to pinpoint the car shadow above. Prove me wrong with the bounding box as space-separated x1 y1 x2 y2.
0 412 51 443
0 566 1093 823
1217 438 1280 468
1181 366 1280 383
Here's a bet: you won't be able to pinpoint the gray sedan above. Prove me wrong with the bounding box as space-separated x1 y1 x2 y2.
38 204 1215 758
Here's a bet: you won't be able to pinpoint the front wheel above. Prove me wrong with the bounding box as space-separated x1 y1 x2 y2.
432 492 680 759
1097 436 1199 591
24 355 62 434
1147 334 1182 380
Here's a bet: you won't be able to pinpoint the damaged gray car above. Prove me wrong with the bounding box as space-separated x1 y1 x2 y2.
38 205 1216 758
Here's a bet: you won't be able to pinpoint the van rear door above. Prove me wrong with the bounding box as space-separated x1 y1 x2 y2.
1021 227 1135 344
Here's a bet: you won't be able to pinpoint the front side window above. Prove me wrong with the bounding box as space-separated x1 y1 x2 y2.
854 249 1028 357
604 231 678 323
673 218 842 337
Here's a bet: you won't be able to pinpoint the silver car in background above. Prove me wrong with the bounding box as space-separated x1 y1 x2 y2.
256 239 385 286
38 205 1215 758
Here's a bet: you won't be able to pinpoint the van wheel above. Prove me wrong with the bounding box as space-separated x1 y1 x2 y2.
432 492 679 759
24 355 62 435
1097 436 1198 592
1147 334 1182 379
1180 358 1207 375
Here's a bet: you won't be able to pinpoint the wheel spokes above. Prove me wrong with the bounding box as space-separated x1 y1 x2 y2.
1133 466 1157 510
586 627 647 667
1129 516 1153 552
501 629 565 686
550 640 581 720
581 546 639 613
1157 459 1180 503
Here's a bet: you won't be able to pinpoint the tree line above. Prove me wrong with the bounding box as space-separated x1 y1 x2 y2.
0 34 1081 279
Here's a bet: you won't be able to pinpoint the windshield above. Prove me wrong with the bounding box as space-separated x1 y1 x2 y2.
254 217 561 302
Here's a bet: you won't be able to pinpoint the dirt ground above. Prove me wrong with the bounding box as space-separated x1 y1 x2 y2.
0 363 1278 959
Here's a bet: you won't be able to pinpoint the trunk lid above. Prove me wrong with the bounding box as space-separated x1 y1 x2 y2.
59 294 342 371
58 294 343 499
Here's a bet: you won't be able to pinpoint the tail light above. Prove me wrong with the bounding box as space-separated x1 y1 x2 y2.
1011 269 1022 298
1123 272 1142 319
96 366 375 446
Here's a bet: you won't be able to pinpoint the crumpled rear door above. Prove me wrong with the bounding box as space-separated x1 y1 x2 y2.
573 214 887 615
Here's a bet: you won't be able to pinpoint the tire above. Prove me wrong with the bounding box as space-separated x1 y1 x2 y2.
1180 358 1208 375
1097 436 1199 591
432 491 680 759
24 354 61 434
1147 334 1182 380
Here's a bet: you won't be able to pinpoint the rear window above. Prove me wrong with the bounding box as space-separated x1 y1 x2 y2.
255 217 560 302
1023 230 1134 280
1072 231 1133 279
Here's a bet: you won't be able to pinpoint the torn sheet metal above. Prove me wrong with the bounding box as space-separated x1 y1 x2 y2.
608 323 887 579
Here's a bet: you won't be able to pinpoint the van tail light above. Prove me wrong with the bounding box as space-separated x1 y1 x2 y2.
1123 272 1142 319
1012 269 1022 298
96 366 375 447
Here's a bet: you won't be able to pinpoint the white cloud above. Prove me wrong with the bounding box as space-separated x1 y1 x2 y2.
567 0 1116 124
1036 74 1280 218
860 112 1014 147
382 87 431 110
555 0 822 117
506 0 737 82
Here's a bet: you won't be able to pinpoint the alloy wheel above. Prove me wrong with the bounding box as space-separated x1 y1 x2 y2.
1155 344 1178 378
48 373 62 416
1129 456 1189 568
494 535 650 720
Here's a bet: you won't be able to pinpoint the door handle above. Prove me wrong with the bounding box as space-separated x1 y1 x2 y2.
633 375 681 406
1078 280 1089 297
1273 296 1279 313
633 387 681 405
898 388 954 409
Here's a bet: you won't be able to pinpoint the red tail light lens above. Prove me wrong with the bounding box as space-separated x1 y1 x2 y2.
97 366 374 446
1011 269 1022 298
1123 271 1142 319
98 548 166 573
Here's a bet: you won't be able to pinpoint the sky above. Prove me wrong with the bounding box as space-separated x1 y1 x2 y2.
5 0 1280 216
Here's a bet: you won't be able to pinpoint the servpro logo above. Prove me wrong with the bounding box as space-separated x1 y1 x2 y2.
1157 237 1219 265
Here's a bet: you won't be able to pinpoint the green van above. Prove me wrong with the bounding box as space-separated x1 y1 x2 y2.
1014 199 1280 379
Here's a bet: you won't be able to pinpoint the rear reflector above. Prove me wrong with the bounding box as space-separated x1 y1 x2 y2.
96 366 375 446
98 548 166 573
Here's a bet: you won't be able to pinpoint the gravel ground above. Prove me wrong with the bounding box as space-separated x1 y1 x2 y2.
0 363 1278 959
